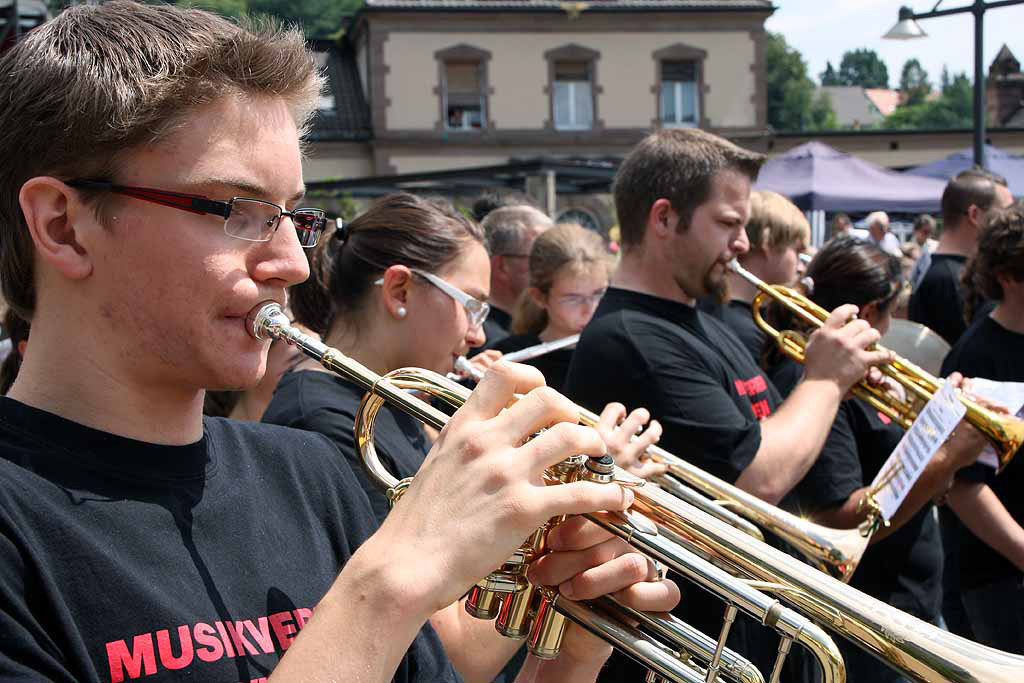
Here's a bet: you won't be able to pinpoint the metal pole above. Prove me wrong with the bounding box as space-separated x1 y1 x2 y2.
973 0 987 169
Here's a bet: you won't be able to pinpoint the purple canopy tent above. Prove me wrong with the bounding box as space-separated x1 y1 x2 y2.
905 145 1024 197
754 141 947 213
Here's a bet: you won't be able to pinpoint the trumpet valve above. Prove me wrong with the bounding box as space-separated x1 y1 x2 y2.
495 582 537 639
527 587 568 660
581 454 615 484
465 583 505 620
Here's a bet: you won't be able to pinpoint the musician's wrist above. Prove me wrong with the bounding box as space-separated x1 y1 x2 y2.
341 531 442 627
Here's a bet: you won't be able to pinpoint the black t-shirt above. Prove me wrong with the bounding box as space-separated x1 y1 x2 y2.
707 299 805 399
790 398 943 618
909 254 971 345
0 397 459 683
941 314 1024 589
263 370 431 525
492 333 574 392
568 289 813 682
565 288 781 484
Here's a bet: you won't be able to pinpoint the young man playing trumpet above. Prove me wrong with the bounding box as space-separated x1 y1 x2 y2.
0 3 677 682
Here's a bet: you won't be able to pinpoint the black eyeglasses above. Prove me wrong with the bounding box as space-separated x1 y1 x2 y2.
65 179 328 248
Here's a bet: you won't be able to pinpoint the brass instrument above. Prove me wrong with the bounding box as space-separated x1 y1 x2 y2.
248 301 837 683
728 258 1024 470
250 300 1024 683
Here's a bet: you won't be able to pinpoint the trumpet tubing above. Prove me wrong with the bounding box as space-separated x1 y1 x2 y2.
248 302 836 683
248 301 1024 683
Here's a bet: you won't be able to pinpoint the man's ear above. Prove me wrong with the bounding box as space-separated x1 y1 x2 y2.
648 198 678 239
19 177 93 280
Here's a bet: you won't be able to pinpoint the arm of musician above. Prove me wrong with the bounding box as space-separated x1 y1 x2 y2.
736 305 891 505
947 480 1024 573
736 377 844 504
429 600 523 683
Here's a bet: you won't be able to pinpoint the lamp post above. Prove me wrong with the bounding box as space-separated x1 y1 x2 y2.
883 1 1024 170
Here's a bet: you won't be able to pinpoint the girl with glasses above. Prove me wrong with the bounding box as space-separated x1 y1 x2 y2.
493 223 612 392
493 222 666 480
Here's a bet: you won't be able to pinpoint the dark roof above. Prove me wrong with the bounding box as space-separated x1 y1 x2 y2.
308 40 372 142
307 156 620 198
364 0 772 11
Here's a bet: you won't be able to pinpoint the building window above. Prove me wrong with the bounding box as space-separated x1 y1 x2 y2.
444 61 485 130
660 61 698 127
553 61 593 130
652 43 707 130
544 44 601 132
434 45 492 132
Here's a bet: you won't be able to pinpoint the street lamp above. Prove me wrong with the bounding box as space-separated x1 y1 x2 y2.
883 1 1024 170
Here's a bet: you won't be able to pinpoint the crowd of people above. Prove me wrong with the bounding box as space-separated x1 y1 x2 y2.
0 3 1021 683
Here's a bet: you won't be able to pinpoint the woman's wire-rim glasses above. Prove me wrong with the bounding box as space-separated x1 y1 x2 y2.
65 179 328 248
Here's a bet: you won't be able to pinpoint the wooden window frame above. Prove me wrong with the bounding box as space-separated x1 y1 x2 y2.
651 43 708 129
543 44 603 132
434 44 493 132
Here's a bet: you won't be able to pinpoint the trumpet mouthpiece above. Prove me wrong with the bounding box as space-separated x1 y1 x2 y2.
245 301 285 341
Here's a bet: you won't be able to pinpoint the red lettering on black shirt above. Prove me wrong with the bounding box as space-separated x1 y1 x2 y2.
733 375 774 420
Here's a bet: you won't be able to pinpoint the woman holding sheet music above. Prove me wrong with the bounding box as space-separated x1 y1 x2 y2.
767 237 989 683
941 204 1024 654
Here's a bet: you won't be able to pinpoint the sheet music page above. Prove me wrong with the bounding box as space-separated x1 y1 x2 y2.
869 381 966 521
964 379 1024 469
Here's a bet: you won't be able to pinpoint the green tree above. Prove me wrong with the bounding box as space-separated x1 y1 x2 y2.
249 0 361 37
835 48 889 89
819 61 840 86
765 32 837 131
885 71 972 129
899 58 931 106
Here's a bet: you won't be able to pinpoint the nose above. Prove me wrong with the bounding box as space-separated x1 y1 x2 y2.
250 218 310 288
466 319 486 349
731 225 750 257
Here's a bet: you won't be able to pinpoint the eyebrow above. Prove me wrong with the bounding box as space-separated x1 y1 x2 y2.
196 177 306 203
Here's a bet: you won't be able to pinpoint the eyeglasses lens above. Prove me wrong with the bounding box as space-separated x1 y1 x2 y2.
226 199 280 242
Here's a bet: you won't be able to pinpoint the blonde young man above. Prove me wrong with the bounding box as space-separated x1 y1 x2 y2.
0 4 676 682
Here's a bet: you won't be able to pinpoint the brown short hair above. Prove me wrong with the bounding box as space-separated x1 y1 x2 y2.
0 1 322 319
613 129 765 248
745 190 810 252
940 169 1008 229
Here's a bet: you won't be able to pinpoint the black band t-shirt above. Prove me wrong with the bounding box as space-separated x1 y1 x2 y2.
492 333 574 392
263 370 432 525
941 314 1024 589
0 397 459 683
565 288 781 484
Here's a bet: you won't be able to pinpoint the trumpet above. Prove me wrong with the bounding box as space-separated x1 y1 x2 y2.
728 259 1024 470
250 300 1024 683
248 301 838 683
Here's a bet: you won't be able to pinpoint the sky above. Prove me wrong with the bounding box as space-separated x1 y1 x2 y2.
766 0 1024 88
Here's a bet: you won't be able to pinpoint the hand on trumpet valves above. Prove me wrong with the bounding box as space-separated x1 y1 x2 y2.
803 303 893 392
526 514 681 664
594 402 667 480
373 362 638 616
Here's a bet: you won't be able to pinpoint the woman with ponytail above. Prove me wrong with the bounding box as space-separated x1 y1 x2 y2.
493 222 613 391
778 236 988 683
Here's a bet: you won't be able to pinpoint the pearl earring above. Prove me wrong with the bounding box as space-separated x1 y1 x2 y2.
396 306 407 319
